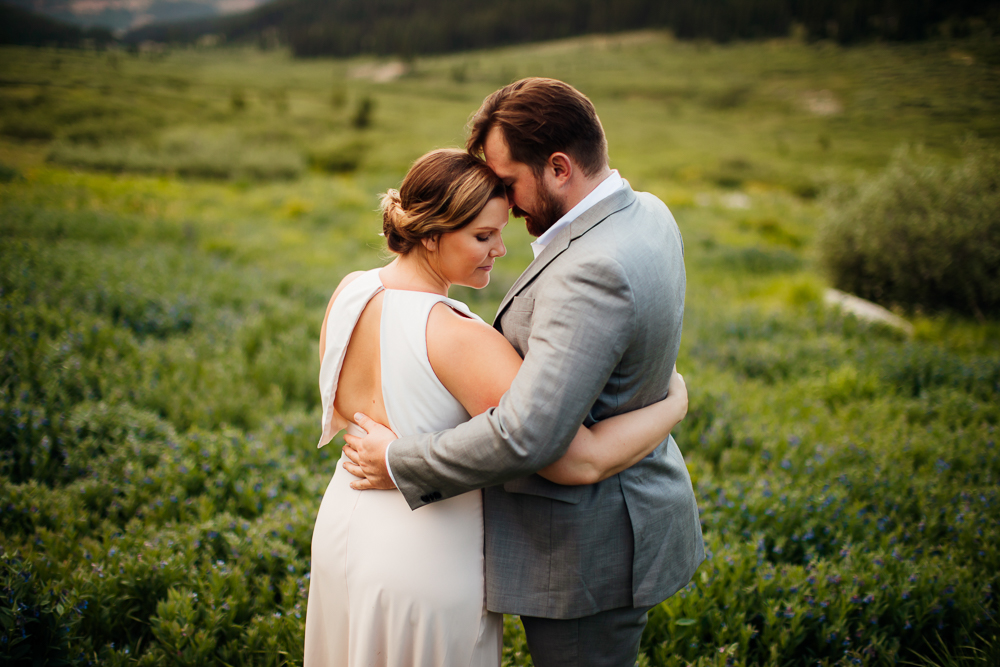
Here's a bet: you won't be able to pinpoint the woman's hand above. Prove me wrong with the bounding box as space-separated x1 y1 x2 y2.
667 366 688 421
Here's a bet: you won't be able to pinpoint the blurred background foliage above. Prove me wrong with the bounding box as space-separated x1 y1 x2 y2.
1 8 1000 667
819 142 1000 320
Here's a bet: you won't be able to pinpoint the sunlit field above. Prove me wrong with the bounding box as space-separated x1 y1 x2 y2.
1 32 999 665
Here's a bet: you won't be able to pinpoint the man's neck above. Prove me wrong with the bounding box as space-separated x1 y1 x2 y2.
562 166 614 212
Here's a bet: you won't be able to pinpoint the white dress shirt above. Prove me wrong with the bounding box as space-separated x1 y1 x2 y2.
530 169 624 259
383 168 626 486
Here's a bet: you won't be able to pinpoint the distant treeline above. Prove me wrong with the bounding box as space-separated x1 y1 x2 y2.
125 0 1000 57
12 0 1000 56
0 2 114 48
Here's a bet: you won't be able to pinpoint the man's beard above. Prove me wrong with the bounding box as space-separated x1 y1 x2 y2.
512 181 565 238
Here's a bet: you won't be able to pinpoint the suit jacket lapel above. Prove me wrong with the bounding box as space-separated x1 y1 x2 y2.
494 182 637 323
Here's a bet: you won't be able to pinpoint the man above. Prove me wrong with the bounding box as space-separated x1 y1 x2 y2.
344 78 704 665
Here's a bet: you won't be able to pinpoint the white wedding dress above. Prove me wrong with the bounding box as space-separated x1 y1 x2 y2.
304 268 502 667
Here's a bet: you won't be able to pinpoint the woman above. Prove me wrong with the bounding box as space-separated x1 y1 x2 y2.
304 149 688 667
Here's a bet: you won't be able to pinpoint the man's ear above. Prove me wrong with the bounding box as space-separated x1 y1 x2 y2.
547 152 573 185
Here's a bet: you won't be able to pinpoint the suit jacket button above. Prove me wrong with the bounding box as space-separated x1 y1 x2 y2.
431 491 442 500
420 494 430 503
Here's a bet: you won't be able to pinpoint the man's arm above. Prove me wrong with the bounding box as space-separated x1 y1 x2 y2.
346 254 636 509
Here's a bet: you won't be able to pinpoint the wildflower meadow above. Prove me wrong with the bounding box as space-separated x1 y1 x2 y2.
2 32 999 666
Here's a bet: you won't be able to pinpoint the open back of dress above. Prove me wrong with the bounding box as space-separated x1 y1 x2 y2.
305 268 501 667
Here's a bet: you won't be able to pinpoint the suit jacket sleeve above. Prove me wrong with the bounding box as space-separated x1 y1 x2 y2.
388 254 637 510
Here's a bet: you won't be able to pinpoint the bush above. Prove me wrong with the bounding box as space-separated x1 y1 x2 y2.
0 552 83 665
308 139 367 173
351 96 375 129
0 162 22 183
47 128 305 181
818 144 1000 318
1 113 56 141
701 245 803 274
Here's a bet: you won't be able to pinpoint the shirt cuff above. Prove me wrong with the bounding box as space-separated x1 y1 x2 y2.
384 440 398 488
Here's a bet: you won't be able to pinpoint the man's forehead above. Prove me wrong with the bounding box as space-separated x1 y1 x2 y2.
483 126 512 164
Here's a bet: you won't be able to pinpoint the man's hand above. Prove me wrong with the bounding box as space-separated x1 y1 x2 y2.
341 412 398 491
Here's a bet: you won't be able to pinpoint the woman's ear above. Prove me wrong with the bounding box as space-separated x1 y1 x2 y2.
421 235 439 252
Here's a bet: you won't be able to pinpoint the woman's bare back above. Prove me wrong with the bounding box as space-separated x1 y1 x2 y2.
318 272 391 435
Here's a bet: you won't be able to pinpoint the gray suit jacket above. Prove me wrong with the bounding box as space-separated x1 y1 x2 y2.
388 182 704 618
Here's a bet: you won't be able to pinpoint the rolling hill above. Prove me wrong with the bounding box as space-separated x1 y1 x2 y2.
124 0 1000 57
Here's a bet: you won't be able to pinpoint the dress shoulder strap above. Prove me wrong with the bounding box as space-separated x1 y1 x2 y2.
317 269 384 448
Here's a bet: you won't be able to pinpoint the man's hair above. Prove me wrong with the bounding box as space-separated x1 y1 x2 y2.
466 78 608 177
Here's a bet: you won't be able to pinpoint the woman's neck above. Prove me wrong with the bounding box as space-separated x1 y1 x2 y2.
379 253 450 296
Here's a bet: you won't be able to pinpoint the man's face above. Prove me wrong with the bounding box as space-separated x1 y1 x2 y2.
483 126 565 237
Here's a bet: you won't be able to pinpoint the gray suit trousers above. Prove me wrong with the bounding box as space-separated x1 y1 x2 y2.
520 605 653 667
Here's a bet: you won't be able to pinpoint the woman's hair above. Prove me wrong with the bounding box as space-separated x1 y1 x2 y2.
466 77 608 177
380 149 506 254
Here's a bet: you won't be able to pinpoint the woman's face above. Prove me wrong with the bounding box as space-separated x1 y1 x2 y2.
427 197 508 290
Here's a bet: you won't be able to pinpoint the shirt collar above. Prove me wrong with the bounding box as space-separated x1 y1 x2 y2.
530 170 624 259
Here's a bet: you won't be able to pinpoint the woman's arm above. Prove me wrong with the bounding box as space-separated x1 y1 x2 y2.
427 305 688 487
536 369 687 486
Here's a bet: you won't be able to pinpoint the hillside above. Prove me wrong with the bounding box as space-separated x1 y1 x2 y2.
1 33 998 664
0 3 114 47
1 0 269 33
125 0 1000 57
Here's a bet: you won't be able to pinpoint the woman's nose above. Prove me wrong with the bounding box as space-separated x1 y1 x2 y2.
492 238 506 258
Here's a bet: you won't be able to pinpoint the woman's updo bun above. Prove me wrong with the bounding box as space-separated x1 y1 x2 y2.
379 149 505 255
379 188 414 254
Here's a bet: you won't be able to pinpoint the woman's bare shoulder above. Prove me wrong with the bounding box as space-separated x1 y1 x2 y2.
426 301 521 415
426 301 506 350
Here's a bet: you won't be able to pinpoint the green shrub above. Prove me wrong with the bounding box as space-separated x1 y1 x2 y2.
308 139 367 173
818 144 1000 318
0 162 22 183
701 245 803 275
709 157 767 190
61 116 155 145
351 95 375 129
1 113 56 141
0 552 83 665
47 128 305 181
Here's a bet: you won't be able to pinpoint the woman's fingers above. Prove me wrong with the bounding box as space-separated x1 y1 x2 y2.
669 369 686 394
668 369 689 418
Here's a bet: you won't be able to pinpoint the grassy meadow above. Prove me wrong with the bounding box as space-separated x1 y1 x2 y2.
1 32 999 666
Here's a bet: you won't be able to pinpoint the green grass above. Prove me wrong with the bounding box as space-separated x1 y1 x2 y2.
1 34 998 666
